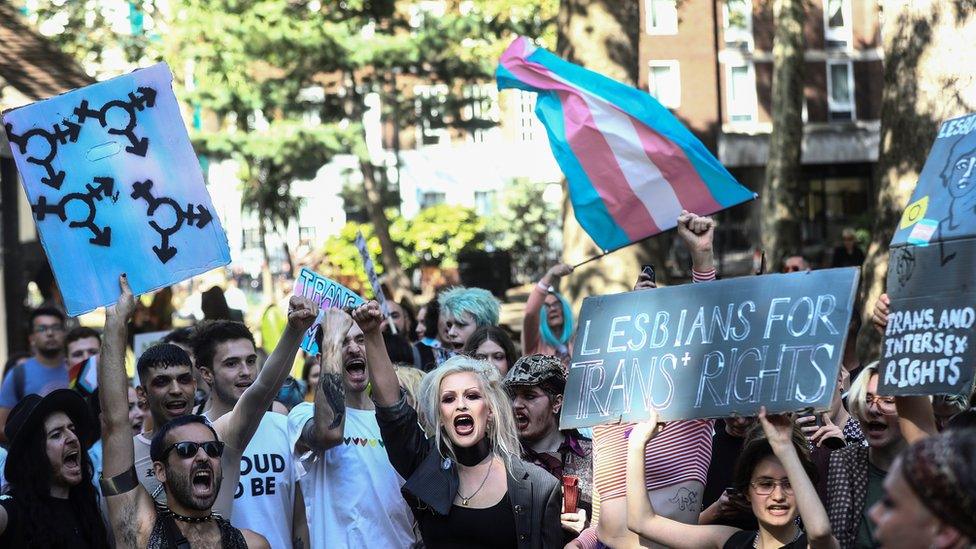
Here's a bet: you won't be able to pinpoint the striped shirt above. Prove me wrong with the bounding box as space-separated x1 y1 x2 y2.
592 419 715 501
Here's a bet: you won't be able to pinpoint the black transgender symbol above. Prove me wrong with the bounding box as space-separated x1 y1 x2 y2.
31 176 118 246
74 87 157 157
131 179 214 264
3 119 82 190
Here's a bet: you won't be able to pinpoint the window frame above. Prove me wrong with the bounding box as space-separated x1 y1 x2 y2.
826 59 856 122
725 62 759 124
647 60 682 109
722 0 754 50
645 0 678 36
823 0 854 49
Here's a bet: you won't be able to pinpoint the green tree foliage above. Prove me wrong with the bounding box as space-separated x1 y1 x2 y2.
487 179 561 282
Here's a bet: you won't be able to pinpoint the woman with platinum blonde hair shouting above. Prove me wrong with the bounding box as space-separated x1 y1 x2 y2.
352 300 563 549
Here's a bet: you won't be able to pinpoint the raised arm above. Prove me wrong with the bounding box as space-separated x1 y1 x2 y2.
297 309 351 453
99 275 157 545
677 210 716 275
757 408 838 549
352 301 400 407
626 412 735 549
215 296 318 450
522 263 573 353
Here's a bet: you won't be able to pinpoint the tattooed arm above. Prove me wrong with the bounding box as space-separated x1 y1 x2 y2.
298 308 352 453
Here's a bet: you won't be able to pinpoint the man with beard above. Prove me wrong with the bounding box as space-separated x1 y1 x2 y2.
0 307 70 443
196 321 309 548
288 309 416 548
98 275 271 547
103 275 316 520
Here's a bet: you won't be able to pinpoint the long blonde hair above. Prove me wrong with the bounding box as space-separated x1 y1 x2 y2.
416 355 521 469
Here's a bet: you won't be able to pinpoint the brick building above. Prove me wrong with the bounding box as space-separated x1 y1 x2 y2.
639 0 882 272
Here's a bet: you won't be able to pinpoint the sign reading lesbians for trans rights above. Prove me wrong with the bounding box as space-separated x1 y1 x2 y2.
2 63 230 316
880 112 976 397
559 268 859 429
294 267 365 355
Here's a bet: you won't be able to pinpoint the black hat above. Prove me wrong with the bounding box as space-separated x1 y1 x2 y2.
4 389 95 480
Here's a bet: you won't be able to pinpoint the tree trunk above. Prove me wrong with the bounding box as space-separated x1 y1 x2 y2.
259 220 274 303
856 0 976 362
760 0 805 269
557 0 669 313
358 158 412 299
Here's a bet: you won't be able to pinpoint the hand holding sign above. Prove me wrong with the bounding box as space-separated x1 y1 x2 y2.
873 293 890 335
105 274 137 324
627 408 664 453
287 295 319 332
757 406 794 452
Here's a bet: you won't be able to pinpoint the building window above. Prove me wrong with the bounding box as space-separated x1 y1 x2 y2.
823 0 853 48
298 226 316 246
647 61 681 109
723 0 753 49
726 63 757 123
463 84 500 144
414 84 450 146
474 190 498 216
420 191 446 209
517 90 538 143
645 0 678 35
827 60 855 122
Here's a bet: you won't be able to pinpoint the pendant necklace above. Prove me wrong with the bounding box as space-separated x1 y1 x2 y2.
457 457 493 506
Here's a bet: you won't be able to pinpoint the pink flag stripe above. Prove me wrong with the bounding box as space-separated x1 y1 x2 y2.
559 89 661 239
631 119 722 214
578 89 683 231
501 53 660 239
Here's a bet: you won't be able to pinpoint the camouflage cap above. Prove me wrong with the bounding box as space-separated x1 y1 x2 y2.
503 354 566 390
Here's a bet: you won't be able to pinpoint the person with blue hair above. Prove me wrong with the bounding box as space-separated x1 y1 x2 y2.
438 287 501 353
522 264 576 364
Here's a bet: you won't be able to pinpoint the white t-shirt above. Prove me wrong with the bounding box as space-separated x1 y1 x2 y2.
231 412 297 549
288 402 417 549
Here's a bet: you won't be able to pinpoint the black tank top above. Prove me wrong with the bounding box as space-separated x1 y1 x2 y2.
420 493 519 549
146 512 249 549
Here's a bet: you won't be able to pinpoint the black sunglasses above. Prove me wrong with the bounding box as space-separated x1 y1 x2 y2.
161 440 225 460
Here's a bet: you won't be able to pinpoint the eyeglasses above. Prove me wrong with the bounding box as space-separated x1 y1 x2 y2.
34 324 65 334
161 440 224 460
865 394 897 414
750 478 793 495
783 265 802 273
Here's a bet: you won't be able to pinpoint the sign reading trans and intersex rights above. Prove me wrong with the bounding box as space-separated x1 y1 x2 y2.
559 268 859 429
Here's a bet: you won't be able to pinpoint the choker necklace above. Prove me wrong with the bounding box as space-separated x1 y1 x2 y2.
454 437 492 467
167 508 215 523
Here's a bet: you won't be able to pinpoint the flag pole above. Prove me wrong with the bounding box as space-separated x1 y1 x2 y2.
570 233 660 270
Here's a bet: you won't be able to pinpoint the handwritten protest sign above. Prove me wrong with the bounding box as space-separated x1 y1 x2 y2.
559 268 859 429
354 231 392 324
294 267 364 354
882 113 976 397
2 63 230 316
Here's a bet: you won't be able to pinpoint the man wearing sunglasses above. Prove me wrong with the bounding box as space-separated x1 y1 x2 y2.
97 275 315 543
0 307 69 443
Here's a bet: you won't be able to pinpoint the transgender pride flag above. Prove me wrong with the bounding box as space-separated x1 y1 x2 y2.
496 36 756 251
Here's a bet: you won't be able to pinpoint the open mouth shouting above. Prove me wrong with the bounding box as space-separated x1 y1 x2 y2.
514 412 529 432
190 465 215 497
63 449 82 477
164 399 189 418
864 420 889 439
766 503 792 517
234 380 253 392
453 413 475 437
344 357 367 385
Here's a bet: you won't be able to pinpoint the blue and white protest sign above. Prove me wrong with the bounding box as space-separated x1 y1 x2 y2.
882 113 976 397
2 63 230 316
294 267 365 354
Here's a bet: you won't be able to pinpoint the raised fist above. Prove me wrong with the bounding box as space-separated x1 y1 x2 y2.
286 295 319 331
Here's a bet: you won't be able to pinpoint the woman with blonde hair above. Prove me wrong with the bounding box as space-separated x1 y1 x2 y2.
393 364 426 411
352 300 562 548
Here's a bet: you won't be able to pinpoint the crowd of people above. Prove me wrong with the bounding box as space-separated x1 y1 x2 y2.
0 210 972 548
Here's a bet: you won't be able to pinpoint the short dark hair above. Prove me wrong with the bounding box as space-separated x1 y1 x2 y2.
64 326 101 353
149 414 219 462
190 320 255 371
30 307 65 327
422 298 441 339
732 422 818 495
137 343 193 385
383 332 415 365
162 327 193 347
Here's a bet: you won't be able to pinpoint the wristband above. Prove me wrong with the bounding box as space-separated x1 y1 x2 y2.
537 281 551 292
100 465 140 496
